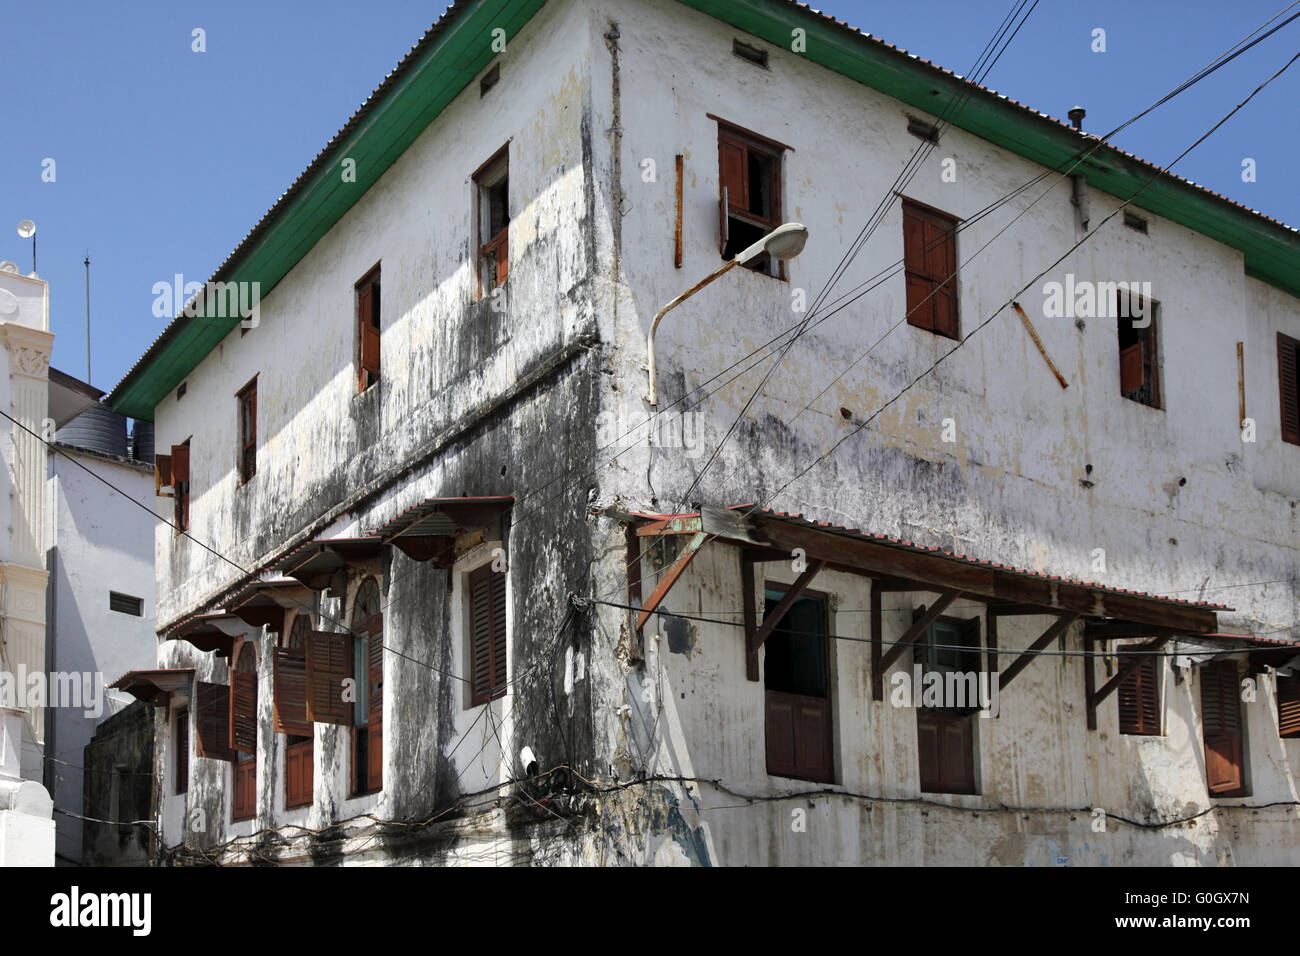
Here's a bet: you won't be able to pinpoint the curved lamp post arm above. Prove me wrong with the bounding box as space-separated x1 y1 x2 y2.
645 222 808 407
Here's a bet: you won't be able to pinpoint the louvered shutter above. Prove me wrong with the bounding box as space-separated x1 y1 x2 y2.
1279 333 1299 445
194 681 235 761
154 454 173 496
1118 654 1159 735
273 647 312 737
902 205 933 331
917 712 941 792
1120 343 1144 395
170 444 190 484
367 614 383 724
229 670 258 754
469 565 508 705
1277 675 1300 738
931 219 959 339
1201 663 1244 796
305 630 353 725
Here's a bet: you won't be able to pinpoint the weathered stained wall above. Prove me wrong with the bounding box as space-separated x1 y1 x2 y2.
82 698 154 866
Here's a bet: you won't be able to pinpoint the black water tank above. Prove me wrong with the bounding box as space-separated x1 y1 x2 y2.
56 403 128 458
130 420 154 464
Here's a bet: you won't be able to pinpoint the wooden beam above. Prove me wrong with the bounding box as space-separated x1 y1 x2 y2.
1083 621 1178 640
871 580 883 701
1090 635 1172 709
750 561 826 655
879 590 960 672
998 613 1079 691
742 554 759 681
987 603 1053 616
637 531 707 630
637 516 702 537
986 609 999 680
627 524 644 663
1084 631 1097 731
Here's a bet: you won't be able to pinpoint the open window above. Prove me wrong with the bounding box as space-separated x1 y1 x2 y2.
474 146 509 297
230 642 258 822
1278 332 1299 446
913 616 979 794
1201 661 1246 797
717 120 786 277
350 578 383 796
275 612 315 809
174 707 189 795
237 376 257 484
155 440 191 531
902 199 959 339
1117 651 1161 735
763 587 834 783
467 562 508 707
356 264 381 393
1118 291 1160 408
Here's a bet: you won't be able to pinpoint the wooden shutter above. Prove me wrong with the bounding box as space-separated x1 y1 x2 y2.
305 630 353 725
940 717 975 793
1117 653 1160 735
902 205 932 331
469 565 507 705
285 739 313 808
229 669 258 754
1119 343 1144 395
1201 663 1244 796
360 315 380 377
1279 333 1300 445
765 691 797 778
273 647 312 737
925 218 958 338
367 615 383 724
170 444 190 484
174 708 189 794
194 681 235 761
154 454 173 496
917 711 941 791
1277 675 1300 738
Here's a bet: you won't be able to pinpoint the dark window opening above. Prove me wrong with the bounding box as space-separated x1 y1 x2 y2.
1123 211 1149 233
351 578 383 796
237 376 256 484
907 115 939 143
902 199 959 339
172 440 190 534
475 148 510 297
763 588 833 783
1117 292 1160 408
356 265 381 393
913 615 978 794
733 39 768 67
176 382 187 401
109 591 143 616
480 62 500 97
718 123 784 278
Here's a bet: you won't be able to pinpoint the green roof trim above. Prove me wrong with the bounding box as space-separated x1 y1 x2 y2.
109 0 546 420
111 0 1300 419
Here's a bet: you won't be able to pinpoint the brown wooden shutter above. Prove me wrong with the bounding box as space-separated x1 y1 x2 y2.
170 444 190 484
360 316 380 376
469 565 507 705
718 136 747 255
916 711 941 791
929 220 958 339
273 647 312 737
1279 332 1300 445
902 205 930 331
194 681 235 761
154 454 173 496
1117 653 1159 735
1119 342 1144 395
1201 662 1244 796
229 669 258 754
1277 675 1300 738
367 615 383 725
305 630 353 725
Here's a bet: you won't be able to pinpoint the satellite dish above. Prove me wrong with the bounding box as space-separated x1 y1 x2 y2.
16 220 36 239
0 261 18 274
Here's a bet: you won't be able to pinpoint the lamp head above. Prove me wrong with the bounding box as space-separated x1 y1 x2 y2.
737 222 808 265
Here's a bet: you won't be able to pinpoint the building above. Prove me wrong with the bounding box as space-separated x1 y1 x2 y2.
44 393 157 864
107 0 1300 865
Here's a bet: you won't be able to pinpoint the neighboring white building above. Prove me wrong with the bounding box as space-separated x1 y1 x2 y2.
107 0 1300 865
44 391 157 865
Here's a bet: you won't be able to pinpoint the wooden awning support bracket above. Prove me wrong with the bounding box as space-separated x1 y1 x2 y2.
878 589 961 673
1011 301 1068 389
1085 634 1173 730
636 530 708 631
998 613 1079 691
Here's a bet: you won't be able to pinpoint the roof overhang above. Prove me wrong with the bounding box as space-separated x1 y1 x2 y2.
164 613 247 659
274 537 385 591
370 496 513 565
109 668 194 706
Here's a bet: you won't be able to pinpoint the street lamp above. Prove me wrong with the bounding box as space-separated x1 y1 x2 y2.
646 222 809 406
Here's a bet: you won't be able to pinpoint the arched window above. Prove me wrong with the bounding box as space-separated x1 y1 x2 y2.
230 642 258 822
351 578 383 796
282 613 314 809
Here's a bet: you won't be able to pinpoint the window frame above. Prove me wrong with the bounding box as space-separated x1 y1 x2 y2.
901 197 960 339
713 117 789 279
356 263 382 393
1116 650 1162 736
1200 660 1247 798
473 145 510 298
236 375 257 485
172 439 191 534
350 577 383 797
1117 292 1161 409
1278 331 1300 446
761 583 835 784
279 612 315 810
230 642 258 823
174 706 189 795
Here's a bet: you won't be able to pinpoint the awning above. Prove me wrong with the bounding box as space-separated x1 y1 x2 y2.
274 537 385 590
225 576 313 629
164 613 246 658
369 496 513 564
108 668 194 706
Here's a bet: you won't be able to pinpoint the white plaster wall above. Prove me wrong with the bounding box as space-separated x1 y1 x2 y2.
48 450 157 862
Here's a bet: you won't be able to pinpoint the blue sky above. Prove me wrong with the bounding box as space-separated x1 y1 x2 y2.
3 0 1296 394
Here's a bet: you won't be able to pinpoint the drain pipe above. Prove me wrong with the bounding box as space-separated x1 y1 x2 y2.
1068 106 1090 231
